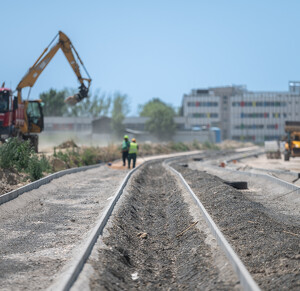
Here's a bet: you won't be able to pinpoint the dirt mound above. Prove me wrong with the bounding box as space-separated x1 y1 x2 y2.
0 169 28 195
57 140 78 149
50 158 67 172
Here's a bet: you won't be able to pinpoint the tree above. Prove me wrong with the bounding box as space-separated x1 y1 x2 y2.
111 93 129 137
39 89 68 116
177 104 184 116
140 98 176 140
39 88 111 117
66 89 111 117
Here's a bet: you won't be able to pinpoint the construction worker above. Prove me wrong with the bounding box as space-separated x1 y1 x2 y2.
128 138 139 169
121 135 130 166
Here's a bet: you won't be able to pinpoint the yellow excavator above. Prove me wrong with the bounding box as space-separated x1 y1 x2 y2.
1 31 91 151
284 121 300 161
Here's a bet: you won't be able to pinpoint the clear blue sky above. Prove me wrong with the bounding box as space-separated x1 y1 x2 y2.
1 0 300 114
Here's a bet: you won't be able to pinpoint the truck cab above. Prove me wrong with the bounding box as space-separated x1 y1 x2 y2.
0 87 43 150
0 88 14 138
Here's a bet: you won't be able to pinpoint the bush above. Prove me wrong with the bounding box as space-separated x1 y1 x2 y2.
202 141 220 150
0 137 52 181
39 154 52 173
0 138 34 170
192 139 201 150
27 156 43 181
169 142 189 152
55 151 69 163
81 148 97 165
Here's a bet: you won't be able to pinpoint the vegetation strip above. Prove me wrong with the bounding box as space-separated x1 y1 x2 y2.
164 161 261 291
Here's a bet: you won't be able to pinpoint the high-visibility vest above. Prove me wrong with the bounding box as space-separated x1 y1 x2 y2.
129 142 138 154
122 140 129 150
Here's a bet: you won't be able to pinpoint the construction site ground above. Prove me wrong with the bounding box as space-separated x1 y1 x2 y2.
175 158 300 290
236 154 300 173
0 147 299 290
0 151 200 290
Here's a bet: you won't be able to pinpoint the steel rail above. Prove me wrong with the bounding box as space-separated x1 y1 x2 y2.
163 160 261 291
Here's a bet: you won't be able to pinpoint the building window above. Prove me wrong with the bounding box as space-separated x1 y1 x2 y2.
187 101 218 107
232 101 286 107
241 112 269 118
191 113 218 118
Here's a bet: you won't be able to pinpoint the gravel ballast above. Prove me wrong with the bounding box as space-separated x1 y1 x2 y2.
77 161 241 290
174 161 300 290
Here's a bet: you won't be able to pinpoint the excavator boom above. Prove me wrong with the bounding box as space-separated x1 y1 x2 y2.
16 31 92 105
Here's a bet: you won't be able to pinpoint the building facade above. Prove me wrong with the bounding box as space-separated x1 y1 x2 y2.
182 82 300 143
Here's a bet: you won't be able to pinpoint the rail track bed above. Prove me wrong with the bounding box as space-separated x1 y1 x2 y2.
174 160 300 290
74 161 241 290
1 149 299 290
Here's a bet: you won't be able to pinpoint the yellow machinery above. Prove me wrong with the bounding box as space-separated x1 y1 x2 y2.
284 121 300 161
7 31 91 151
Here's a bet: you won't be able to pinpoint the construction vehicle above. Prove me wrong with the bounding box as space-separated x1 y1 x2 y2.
0 31 91 152
283 121 300 161
264 140 281 159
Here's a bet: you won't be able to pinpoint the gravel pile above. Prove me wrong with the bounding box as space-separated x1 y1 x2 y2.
174 162 300 290
86 162 240 290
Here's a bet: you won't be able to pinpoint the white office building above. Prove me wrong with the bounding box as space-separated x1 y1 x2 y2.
182 82 300 143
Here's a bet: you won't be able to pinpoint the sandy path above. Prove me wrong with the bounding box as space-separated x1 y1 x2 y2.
0 166 128 290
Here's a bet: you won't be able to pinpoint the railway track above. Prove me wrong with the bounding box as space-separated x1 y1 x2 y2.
50 156 260 291
1 150 299 290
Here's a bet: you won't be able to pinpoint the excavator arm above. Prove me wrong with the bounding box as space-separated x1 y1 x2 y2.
16 31 92 105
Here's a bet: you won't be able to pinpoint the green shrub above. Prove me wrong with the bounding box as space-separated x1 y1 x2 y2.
27 156 44 181
68 150 83 167
202 141 220 150
81 148 97 165
0 138 33 170
39 155 52 173
192 139 201 150
0 138 53 181
169 142 189 152
55 151 70 165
